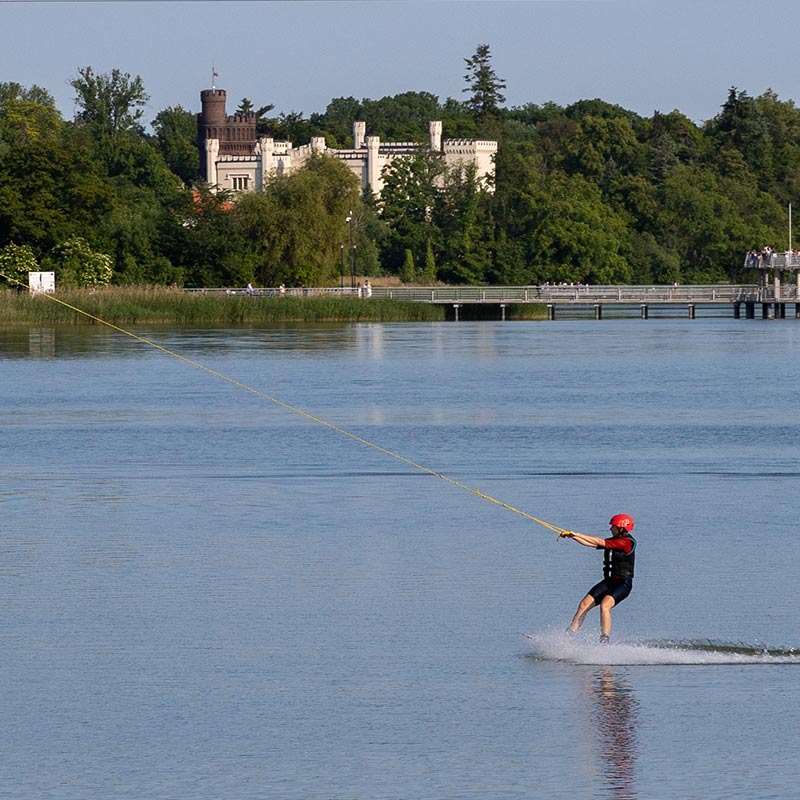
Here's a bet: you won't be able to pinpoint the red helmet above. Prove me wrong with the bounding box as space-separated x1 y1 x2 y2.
609 513 634 532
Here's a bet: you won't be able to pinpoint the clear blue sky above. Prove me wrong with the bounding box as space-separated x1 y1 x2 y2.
1 0 797 128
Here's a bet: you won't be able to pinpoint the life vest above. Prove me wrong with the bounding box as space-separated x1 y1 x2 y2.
602 535 636 579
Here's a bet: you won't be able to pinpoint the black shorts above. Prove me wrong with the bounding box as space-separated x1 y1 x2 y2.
587 577 633 605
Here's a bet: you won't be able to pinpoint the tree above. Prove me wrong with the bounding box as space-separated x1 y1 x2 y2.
0 82 62 148
99 183 182 284
46 235 113 287
151 106 200 184
259 110 315 144
236 154 362 286
433 163 493 284
561 115 646 186
526 173 632 284
463 44 506 120
421 239 437 283
378 149 444 273
312 96 364 145
69 67 166 188
0 82 55 106
0 136 114 254
753 90 800 200
657 165 740 281
71 67 149 139
704 87 772 181
399 249 416 283
646 110 701 184
360 91 442 140
0 242 38 287
168 186 253 288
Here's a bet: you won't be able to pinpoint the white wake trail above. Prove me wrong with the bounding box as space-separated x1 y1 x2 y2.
523 632 800 665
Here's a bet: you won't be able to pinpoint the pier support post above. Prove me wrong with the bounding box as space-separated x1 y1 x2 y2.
733 302 741 319
763 303 774 319
500 303 506 321
795 303 800 319
453 304 461 321
746 302 755 319
594 303 602 320
688 303 696 319
547 303 555 321
778 302 786 319
640 304 648 319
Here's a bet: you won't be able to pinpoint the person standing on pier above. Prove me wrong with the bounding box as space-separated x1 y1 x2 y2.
561 514 636 643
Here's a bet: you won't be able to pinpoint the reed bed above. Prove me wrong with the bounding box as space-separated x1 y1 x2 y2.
506 304 548 320
0 287 447 325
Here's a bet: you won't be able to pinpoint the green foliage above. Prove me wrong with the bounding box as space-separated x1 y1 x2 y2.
705 88 772 179
0 242 38 286
529 173 632 284
379 149 444 273
313 92 452 144
400 249 416 283
4 68 800 289
433 163 493 283
70 67 167 188
45 235 113 287
71 67 149 138
236 154 361 287
258 110 316 144
463 44 506 119
151 106 200 184
0 82 62 149
0 135 115 253
165 186 249 288
421 239 437 283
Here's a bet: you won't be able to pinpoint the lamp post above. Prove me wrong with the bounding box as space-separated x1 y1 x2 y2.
346 212 356 290
339 243 345 289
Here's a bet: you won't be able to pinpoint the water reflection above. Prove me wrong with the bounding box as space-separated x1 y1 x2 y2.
584 667 640 800
28 328 55 358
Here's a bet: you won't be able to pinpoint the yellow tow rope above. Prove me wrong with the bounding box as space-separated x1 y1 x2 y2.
3 277 568 536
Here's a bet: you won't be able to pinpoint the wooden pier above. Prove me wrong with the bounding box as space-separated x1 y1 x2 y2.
187 283 800 320
367 284 800 320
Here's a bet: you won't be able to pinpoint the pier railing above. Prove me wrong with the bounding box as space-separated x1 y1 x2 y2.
369 285 767 304
184 284 798 303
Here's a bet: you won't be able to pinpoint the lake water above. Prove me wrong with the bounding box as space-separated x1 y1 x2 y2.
2 318 800 799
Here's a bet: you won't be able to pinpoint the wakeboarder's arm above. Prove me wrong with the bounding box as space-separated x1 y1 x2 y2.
560 531 607 548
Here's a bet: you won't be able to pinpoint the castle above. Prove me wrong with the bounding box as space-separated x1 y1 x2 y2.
197 88 497 196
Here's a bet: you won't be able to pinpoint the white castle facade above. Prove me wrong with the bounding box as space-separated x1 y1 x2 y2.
198 89 497 196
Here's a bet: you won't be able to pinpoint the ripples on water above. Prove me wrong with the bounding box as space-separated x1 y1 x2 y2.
2 320 800 799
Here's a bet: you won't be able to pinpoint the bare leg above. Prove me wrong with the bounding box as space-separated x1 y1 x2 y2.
568 594 596 633
599 596 616 637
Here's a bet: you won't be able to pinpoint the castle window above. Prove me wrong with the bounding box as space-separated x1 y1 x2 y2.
231 175 249 190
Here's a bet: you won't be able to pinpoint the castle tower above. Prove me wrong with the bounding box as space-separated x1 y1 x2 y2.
198 87 258 182
353 121 366 149
366 136 381 194
429 120 442 152
199 89 228 141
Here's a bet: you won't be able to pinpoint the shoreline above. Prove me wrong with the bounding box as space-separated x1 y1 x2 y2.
0 287 548 325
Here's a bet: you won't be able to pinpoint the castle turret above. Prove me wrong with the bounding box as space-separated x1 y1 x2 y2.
366 135 381 193
429 120 442 152
198 89 227 181
198 87 258 182
353 121 366 149
199 89 227 139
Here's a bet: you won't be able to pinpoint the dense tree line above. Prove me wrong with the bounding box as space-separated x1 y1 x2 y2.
0 52 797 288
